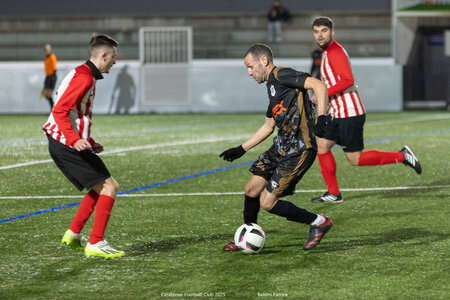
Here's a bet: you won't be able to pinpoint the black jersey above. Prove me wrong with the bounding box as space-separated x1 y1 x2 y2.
265 67 317 156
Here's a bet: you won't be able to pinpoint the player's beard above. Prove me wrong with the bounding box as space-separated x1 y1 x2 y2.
255 68 266 84
256 76 264 84
317 35 333 50
256 76 266 84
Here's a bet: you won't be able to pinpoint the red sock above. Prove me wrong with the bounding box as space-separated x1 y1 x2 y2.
318 152 340 195
69 190 99 234
358 150 404 166
89 195 115 244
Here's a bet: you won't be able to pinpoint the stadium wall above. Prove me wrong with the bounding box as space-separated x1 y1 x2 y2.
0 59 402 114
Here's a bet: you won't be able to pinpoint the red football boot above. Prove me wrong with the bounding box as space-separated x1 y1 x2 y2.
223 241 240 251
303 214 333 251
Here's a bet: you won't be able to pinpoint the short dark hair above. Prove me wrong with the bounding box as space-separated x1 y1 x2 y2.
245 43 273 62
89 34 119 56
312 16 334 30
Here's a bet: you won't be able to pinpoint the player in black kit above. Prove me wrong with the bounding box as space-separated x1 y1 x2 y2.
220 43 333 251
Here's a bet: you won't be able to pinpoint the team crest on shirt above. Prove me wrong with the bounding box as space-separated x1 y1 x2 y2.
270 85 276 97
271 180 279 190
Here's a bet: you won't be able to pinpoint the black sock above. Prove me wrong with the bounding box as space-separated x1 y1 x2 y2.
46 97 53 109
243 195 260 224
268 200 316 224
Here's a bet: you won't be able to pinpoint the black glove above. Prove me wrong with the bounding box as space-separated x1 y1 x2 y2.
314 115 327 138
219 145 246 162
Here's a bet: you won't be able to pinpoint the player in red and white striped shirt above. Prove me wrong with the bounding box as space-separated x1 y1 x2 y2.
43 34 124 258
310 17 422 203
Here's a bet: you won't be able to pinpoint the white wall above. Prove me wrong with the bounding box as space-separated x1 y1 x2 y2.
0 61 141 114
0 58 402 114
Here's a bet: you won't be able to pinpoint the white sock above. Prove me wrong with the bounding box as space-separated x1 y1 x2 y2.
311 214 325 226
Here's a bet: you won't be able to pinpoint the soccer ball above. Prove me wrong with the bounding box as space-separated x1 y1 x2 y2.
234 223 266 254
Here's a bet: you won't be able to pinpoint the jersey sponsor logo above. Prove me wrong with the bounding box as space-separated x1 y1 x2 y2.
272 100 287 116
270 85 276 96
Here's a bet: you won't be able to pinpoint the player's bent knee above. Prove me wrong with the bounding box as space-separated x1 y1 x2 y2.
260 203 272 211
95 177 119 197
259 197 276 211
349 160 359 166
244 184 260 198
345 152 362 166
260 202 275 211
107 177 119 195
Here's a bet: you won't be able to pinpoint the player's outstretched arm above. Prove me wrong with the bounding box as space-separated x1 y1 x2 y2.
305 77 328 116
242 117 275 151
304 77 328 137
220 117 275 162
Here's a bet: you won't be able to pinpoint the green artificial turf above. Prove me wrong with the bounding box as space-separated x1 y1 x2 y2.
0 112 449 299
400 4 450 11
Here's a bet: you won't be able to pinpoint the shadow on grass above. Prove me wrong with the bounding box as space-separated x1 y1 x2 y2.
129 233 231 255
129 230 282 256
313 227 450 253
129 228 448 255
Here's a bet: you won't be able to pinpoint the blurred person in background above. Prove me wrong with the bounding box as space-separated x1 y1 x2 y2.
267 0 291 43
310 16 422 203
41 44 57 111
310 49 322 80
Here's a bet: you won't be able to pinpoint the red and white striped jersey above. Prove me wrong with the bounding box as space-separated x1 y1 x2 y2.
321 40 365 118
43 61 103 147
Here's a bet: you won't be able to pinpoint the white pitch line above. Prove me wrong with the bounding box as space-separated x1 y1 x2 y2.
2 114 449 171
0 135 248 170
102 135 248 155
0 159 54 170
1 185 448 200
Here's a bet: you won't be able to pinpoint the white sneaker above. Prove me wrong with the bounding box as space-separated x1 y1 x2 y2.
84 240 125 259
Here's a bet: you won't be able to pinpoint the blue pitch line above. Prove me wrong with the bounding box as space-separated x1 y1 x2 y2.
0 161 254 224
0 202 81 224
118 161 254 194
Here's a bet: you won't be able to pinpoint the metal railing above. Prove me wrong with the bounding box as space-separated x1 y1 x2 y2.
139 27 192 106
139 27 192 64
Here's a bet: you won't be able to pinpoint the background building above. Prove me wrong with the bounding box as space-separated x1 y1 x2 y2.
0 0 448 113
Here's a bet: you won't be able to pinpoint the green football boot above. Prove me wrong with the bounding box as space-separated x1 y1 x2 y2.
61 229 84 252
84 240 125 259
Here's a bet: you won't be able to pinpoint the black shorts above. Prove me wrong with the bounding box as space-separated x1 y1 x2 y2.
47 135 111 191
44 74 57 89
249 145 317 198
323 114 365 152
